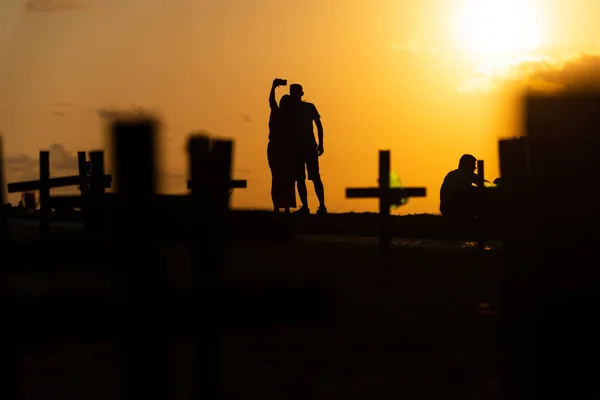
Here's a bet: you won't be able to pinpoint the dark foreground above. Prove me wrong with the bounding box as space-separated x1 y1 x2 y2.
5 207 502 241
4 224 500 400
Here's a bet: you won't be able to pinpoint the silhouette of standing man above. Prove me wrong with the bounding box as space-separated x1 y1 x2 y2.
289 83 327 215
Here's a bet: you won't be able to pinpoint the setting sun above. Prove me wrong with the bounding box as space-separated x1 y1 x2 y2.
455 0 543 58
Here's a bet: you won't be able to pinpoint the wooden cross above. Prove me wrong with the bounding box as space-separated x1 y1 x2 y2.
346 150 427 253
2 122 331 400
44 152 109 210
7 152 112 195
6 151 111 235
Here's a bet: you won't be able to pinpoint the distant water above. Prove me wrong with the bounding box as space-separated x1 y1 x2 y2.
7 219 502 251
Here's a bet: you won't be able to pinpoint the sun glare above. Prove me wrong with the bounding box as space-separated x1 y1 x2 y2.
455 0 543 59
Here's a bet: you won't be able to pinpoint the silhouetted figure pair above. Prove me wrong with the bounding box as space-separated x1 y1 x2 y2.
267 79 327 215
439 154 489 218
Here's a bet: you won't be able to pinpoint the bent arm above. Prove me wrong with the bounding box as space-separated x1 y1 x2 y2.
315 118 323 145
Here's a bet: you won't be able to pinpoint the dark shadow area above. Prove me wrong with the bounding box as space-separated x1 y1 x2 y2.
2 90 600 399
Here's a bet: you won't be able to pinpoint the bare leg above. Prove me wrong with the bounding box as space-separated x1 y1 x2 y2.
313 178 325 208
297 180 308 208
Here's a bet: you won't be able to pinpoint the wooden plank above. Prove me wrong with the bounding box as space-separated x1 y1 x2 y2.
7 174 112 193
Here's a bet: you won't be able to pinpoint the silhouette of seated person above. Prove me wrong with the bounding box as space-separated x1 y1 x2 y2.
267 79 297 213
440 154 488 218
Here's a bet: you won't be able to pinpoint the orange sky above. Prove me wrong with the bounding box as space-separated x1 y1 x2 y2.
2 0 600 213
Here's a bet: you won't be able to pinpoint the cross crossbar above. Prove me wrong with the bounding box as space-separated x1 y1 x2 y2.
7 174 112 193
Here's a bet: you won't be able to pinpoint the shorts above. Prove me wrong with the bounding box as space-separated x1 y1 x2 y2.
294 144 320 181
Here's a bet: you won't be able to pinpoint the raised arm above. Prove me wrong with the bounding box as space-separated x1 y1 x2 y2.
269 80 278 110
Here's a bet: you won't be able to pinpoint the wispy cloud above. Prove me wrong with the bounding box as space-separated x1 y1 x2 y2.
96 105 157 120
23 0 95 13
458 52 600 94
239 113 252 123
4 143 79 183
389 40 420 54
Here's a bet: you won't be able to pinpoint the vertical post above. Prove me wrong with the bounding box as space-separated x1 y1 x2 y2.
378 150 391 254
87 151 106 237
112 119 167 400
477 159 485 252
77 151 89 197
210 140 233 218
477 160 485 188
188 135 232 400
0 137 16 400
39 151 50 237
0 137 6 241
78 151 89 231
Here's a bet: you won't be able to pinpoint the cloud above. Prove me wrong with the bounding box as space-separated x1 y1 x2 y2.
239 113 252 123
23 0 93 13
458 52 600 94
389 40 420 54
96 105 157 120
4 144 79 184
50 101 96 117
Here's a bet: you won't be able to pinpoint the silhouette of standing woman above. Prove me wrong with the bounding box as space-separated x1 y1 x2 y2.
267 78 297 213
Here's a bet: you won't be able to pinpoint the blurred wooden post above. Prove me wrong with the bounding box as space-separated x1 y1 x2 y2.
499 137 528 189
379 150 391 254
0 137 16 400
77 151 88 197
112 119 167 400
0 137 5 241
39 151 50 237
500 92 600 399
477 159 485 251
87 151 106 237
188 135 233 400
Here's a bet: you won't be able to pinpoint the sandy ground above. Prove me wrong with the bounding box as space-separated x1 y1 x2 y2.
5 224 501 400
